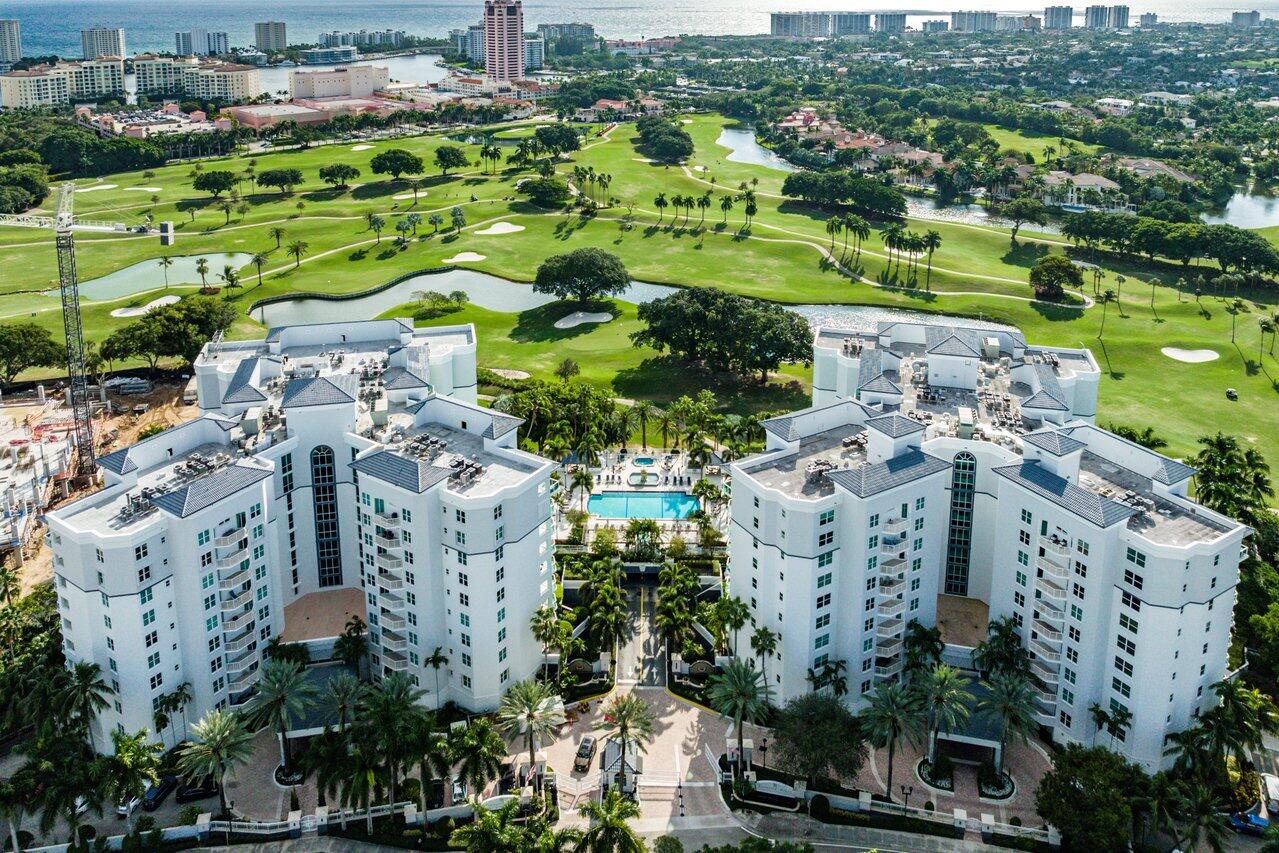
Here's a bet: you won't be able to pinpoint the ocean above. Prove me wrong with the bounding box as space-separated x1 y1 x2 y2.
7 0 1277 58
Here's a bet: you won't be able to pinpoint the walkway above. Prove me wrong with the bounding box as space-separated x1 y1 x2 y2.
616 581 666 687
741 811 1008 852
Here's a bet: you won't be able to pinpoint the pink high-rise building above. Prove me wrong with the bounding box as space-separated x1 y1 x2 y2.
484 0 525 81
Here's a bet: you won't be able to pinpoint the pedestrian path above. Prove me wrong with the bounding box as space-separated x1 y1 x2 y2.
741 811 1007 852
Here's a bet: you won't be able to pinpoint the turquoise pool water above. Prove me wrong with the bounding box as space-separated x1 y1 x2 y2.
633 456 656 466
588 491 699 520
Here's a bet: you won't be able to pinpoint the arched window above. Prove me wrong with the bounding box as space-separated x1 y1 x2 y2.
944 452 977 596
311 445 343 587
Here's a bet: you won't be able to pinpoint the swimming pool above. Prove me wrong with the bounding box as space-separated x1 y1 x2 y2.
588 491 699 520
633 456 656 466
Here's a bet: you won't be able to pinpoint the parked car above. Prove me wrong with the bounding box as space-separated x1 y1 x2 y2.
574 736 597 772
143 775 178 811
1263 773 1279 814
175 775 218 804
116 792 142 818
1230 812 1269 837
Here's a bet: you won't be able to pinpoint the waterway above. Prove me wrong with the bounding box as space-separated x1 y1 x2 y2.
60 252 256 300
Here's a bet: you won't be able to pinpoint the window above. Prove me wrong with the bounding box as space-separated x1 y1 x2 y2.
1020 509 1033 525
1114 656 1133 677
817 572 832 588
1119 613 1139 634
1016 571 1027 587
137 566 151 584
1076 540 1090 556
819 509 835 526
1116 635 1136 656
815 614 830 629
1017 551 1029 567
1121 591 1141 612
1059 711 1072 728
311 446 344 587
814 634 829 649
1125 547 1147 568
1072 582 1085 600
1111 677 1131 698
869 514 879 528
816 593 831 608
1062 689 1074 706
1013 591 1025 607
145 630 158 648
142 609 156 626
147 652 161 669
817 552 833 568
96 547 105 563
1019 530 1031 546
1069 604 1083 622
818 531 834 547
1123 569 1144 590
456 509 467 523
912 537 923 552
135 544 149 561
149 673 164 691
867 535 879 550
915 497 925 511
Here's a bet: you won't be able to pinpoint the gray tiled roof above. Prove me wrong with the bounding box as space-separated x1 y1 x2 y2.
223 358 267 404
350 451 452 493
1020 390 1069 412
858 349 902 396
97 448 137 475
761 414 801 441
483 412 523 440
865 414 925 438
1023 429 1087 457
1060 423 1196 485
826 450 950 497
993 462 1138 528
927 333 980 358
281 374 358 408
1151 457 1196 485
150 464 273 518
382 366 431 391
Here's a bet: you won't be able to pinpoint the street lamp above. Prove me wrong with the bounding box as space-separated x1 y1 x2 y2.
900 784 913 816
759 738 769 769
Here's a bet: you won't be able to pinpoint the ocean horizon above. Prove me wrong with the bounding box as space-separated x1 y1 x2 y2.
6 0 1274 58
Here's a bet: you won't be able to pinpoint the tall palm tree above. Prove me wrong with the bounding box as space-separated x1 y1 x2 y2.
847 214 870 259
1178 783 1230 853
719 194 734 223
496 679 566 775
633 401 654 448
1098 289 1117 339
922 230 942 291
654 192 668 222
406 713 451 817
451 800 525 850
178 709 254 818
101 729 161 833
750 626 779 690
578 789 643 853
451 717 506 798
717 596 751 655
286 240 309 268
303 729 352 827
268 226 286 248
596 694 656 792
425 646 449 709
0 776 30 853
571 467 595 514
195 257 209 286
325 672 364 735
245 659 317 776
976 673 1037 776
707 659 772 775
249 252 269 288
359 672 426 804
530 603 565 681
157 255 173 289
343 738 386 835
58 661 113 752
825 216 842 251
915 664 973 762
860 681 925 802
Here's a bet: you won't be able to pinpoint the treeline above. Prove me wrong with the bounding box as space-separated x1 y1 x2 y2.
0 112 166 178
1060 212 1279 277
0 150 50 214
780 170 908 219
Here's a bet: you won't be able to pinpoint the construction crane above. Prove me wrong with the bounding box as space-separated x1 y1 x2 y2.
0 184 168 481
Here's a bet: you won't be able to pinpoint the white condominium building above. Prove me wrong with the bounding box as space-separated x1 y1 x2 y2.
0 58 124 107
290 64 389 99
1043 6 1074 29
484 0 525 82
48 320 556 749
81 27 125 59
134 55 261 100
255 21 287 53
730 321 1248 769
951 10 998 32
175 28 209 57
0 20 21 66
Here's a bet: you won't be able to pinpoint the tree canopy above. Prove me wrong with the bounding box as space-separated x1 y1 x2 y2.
781 170 907 218
533 124 581 155
192 170 236 197
1028 255 1083 302
533 248 630 304
636 116 694 163
772 691 869 786
0 323 62 387
519 176 572 207
370 149 424 180
434 146 470 176
102 295 238 371
255 168 303 194
1035 744 1148 852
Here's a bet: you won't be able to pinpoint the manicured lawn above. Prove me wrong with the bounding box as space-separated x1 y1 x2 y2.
980 124 1102 161
3 113 1278 476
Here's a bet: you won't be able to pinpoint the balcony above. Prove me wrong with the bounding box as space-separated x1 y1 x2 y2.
879 537 906 555
223 608 254 633
381 629 408 652
375 512 400 528
225 646 258 675
874 664 903 679
878 598 905 618
380 589 405 610
877 616 904 637
882 517 908 536
375 553 403 572
1040 535 1070 559
1035 603 1065 626
228 672 257 694
374 532 400 549
215 526 246 548
879 556 907 573
377 572 404 592
1031 658 1060 685
217 548 248 570
380 610 406 630
1033 690 1057 724
383 649 409 672
221 587 253 612
224 630 256 654
879 576 906 597
877 636 904 657
1031 637 1061 662
1033 618 1063 642
219 568 249 590
1035 575 1067 602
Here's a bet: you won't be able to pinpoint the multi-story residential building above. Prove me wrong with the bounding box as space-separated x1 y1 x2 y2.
0 20 21 66
922 20 950 33
484 0 524 81
1108 5 1130 27
1084 5 1110 27
254 21 287 53
81 27 125 59
321 30 406 48
830 13 872 35
1043 6 1074 29
730 321 1248 770
300 47 359 64
770 12 833 38
951 11 998 32
523 34 545 71
291 65 388 98
48 320 556 750
536 22 597 49
1233 10 1262 27
133 55 260 100
874 13 907 33
0 57 125 106
1139 12 1159 27
175 28 209 56
207 32 230 55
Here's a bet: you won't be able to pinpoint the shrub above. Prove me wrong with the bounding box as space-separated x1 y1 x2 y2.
810 793 831 820
177 804 202 825
431 815 454 839
933 755 954 781
1010 816 1023 827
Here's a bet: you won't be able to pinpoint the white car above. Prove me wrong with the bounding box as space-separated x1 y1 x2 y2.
1262 773 1279 814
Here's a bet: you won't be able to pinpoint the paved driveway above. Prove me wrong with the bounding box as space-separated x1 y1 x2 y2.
616 582 666 687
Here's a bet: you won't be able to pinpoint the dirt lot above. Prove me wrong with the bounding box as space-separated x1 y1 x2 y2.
14 382 198 594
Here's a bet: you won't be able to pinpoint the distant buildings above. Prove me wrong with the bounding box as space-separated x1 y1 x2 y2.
81 27 125 60
74 102 231 138
1084 5 1109 27
603 37 679 55
207 32 230 55
175 29 209 57
1109 5 1130 27
1232 10 1262 27
1044 6 1074 29
0 20 21 66
484 0 525 81
523 34 545 71
321 30 406 48
133 55 261 100
0 57 125 107
299 47 359 64
1139 12 1159 27
291 64 389 99
874 13 907 33
450 24 487 63
922 20 950 33
536 22 597 49
770 12 871 37
254 21 287 53
952 11 998 32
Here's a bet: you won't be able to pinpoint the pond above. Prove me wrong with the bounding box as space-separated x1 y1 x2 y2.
1200 187 1279 229
251 268 1017 336
56 253 256 301
713 127 797 173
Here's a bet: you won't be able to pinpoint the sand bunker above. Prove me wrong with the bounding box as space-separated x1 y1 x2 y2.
351 144 373 151
123 187 162 192
680 119 693 124
392 192 425 200
693 166 708 172
554 311 612 329
1162 347 1220 363
75 184 117 193
475 222 525 236
443 252 486 263
632 157 656 163
110 295 180 318
490 368 531 380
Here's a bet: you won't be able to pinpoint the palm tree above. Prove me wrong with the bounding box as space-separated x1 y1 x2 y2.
425 646 449 709
369 214 386 244
451 717 506 798
268 226 286 248
922 230 942 291
286 240 309 268
100 729 161 833
717 596 751 655
654 192 668 222
750 626 779 691
325 672 364 735
406 713 451 817
359 672 426 803
708 659 772 775
825 216 842 250
304 729 353 828
696 192 711 226
1178 783 1230 853
245 659 317 777
333 616 368 679
578 789 644 853
406 212 422 235
719 194 734 223
596 693 656 792
452 800 525 850
571 467 594 513
530 604 568 681
846 214 870 259
195 257 210 287
1098 289 1117 339
496 679 566 775
249 252 269 288
860 681 925 802
219 264 241 293
429 213 444 234
342 738 386 835
0 776 30 853
178 709 254 818
976 673 1037 776
157 255 173 289
58 661 113 752
915 664 973 763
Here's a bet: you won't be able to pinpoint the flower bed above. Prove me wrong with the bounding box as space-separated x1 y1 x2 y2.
978 761 1015 800
918 757 954 792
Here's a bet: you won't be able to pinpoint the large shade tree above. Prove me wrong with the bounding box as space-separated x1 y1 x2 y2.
533 248 630 305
